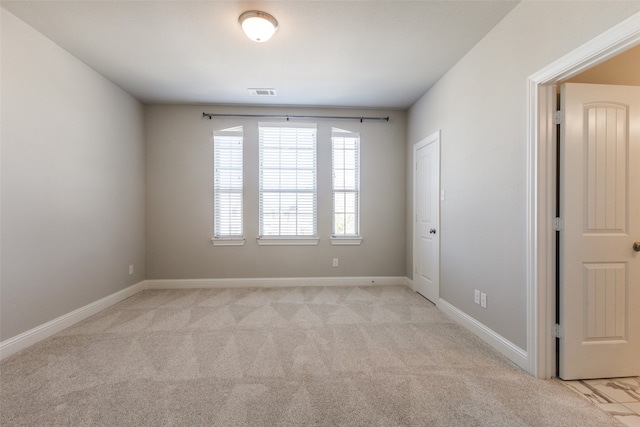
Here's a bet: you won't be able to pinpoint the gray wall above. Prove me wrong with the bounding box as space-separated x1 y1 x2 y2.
146 105 406 279
406 1 640 350
1 9 146 341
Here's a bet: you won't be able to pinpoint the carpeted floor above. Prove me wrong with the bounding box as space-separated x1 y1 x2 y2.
0 285 621 426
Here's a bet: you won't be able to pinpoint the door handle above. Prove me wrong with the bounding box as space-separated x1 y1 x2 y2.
634 242 640 252
429 229 436 234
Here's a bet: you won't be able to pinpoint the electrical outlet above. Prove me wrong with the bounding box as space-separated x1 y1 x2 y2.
332 258 339 267
474 289 480 304
480 292 487 309
129 265 134 275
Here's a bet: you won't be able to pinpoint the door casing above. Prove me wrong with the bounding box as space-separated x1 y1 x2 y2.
527 11 640 379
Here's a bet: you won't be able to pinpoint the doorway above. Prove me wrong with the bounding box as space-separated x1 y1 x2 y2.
527 11 640 379
413 131 440 303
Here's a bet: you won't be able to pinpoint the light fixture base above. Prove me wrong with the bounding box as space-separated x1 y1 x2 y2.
239 10 279 43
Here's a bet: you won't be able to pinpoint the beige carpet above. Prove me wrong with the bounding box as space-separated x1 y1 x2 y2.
0 285 620 426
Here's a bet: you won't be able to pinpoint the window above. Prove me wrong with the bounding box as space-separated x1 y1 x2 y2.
259 123 317 244
332 128 361 244
213 126 243 244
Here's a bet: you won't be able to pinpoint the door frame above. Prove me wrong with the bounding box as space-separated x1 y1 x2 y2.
413 130 441 301
527 11 640 378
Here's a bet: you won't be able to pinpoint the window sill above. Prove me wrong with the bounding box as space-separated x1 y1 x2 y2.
211 238 245 246
331 237 362 246
256 237 319 246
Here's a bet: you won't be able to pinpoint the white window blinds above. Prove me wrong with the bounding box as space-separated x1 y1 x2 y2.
259 123 317 237
214 127 243 238
332 128 360 237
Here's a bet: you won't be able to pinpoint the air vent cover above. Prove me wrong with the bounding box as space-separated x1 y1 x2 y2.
248 88 277 96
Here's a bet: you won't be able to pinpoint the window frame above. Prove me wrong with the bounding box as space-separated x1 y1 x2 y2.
212 126 245 246
331 128 362 246
258 122 318 245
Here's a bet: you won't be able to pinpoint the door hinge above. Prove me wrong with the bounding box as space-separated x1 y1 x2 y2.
554 323 563 339
553 217 564 231
554 110 564 125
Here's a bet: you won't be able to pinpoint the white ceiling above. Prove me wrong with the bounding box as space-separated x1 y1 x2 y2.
1 0 519 109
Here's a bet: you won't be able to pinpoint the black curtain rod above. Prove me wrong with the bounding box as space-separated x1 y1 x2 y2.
202 112 389 123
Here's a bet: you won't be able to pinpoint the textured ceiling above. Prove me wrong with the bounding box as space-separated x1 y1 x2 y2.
1 0 519 108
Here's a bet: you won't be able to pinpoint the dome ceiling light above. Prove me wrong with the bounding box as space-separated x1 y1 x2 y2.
239 11 279 43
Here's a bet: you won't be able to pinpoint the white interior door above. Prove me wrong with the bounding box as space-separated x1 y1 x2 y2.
559 83 640 380
414 131 440 303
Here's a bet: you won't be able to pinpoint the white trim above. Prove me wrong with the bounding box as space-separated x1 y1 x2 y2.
331 129 360 138
256 237 319 246
211 237 245 246
529 12 640 85
437 298 528 372
330 237 362 246
527 11 640 379
526 77 538 378
145 276 408 289
0 281 146 361
405 277 415 291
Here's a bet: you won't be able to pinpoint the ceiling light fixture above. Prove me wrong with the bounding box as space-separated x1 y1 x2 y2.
239 11 279 43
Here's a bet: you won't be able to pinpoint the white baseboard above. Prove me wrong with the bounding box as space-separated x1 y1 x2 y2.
146 276 410 289
437 298 529 371
405 277 414 291
0 281 146 361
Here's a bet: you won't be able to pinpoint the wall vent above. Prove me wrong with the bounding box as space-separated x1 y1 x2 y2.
248 88 277 96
